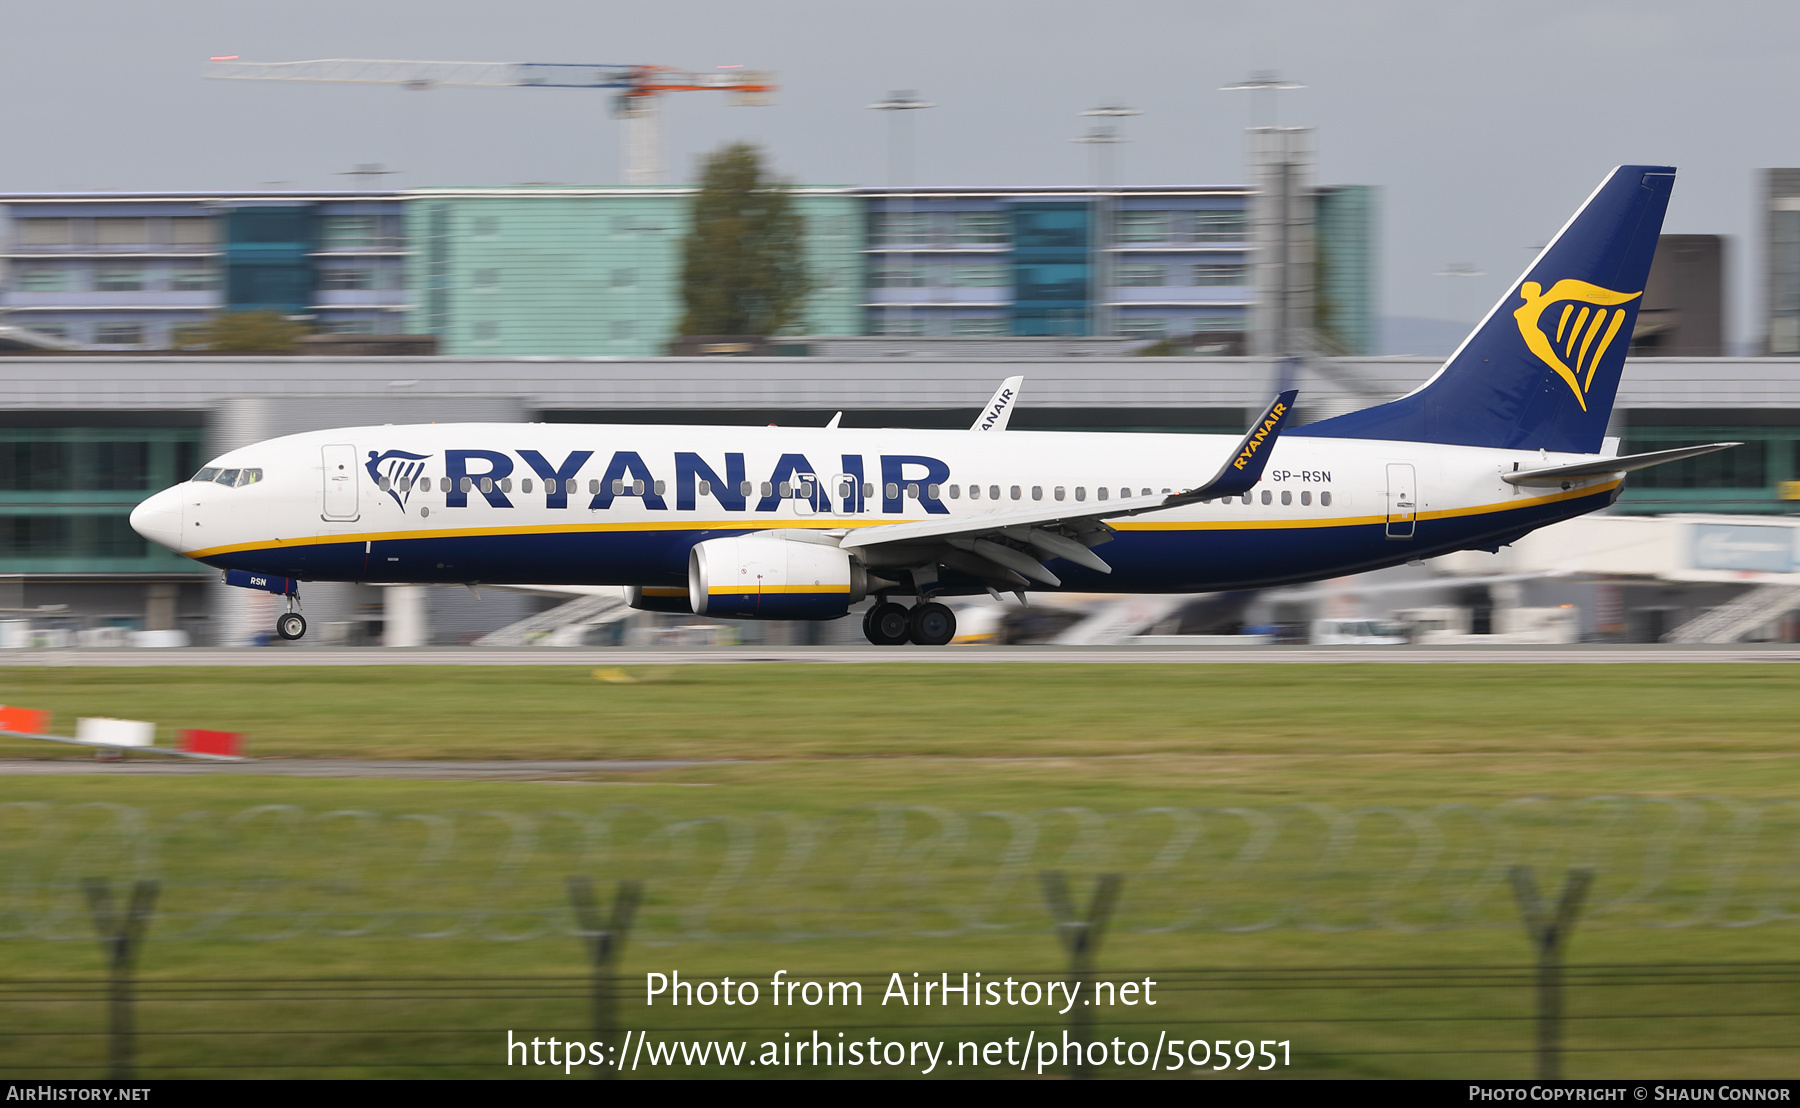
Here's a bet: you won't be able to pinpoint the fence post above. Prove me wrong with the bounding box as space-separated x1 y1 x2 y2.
80 878 159 1080
1039 870 1122 1080
568 877 642 1080
1508 865 1592 1080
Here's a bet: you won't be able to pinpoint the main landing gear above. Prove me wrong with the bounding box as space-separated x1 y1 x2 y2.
276 596 306 641
862 600 956 647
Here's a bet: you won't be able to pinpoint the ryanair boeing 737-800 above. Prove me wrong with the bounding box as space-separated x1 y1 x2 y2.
129 165 1735 646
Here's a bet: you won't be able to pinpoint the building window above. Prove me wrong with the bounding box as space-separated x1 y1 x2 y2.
322 269 375 291
610 321 636 341
951 264 1009 287
1193 211 1249 242
94 219 147 246
1623 438 1768 488
16 269 70 292
171 269 218 292
320 320 376 334
1115 211 1171 243
953 212 1008 244
473 215 499 238
1193 262 1249 286
169 217 215 246
473 321 499 342
471 268 499 290
0 516 144 559
1116 318 1166 339
870 266 925 288
1115 264 1167 287
609 269 635 289
951 318 1008 337
1193 313 1247 332
869 212 927 245
20 219 71 246
93 323 146 345
871 318 926 336
321 215 378 250
95 269 145 293
25 324 69 342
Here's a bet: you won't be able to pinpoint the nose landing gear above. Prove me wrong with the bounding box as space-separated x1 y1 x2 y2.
275 594 306 641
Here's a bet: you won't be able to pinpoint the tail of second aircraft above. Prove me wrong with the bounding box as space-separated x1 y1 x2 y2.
1296 165 1675 454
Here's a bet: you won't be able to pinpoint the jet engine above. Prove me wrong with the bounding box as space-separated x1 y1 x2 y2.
688 534 866 619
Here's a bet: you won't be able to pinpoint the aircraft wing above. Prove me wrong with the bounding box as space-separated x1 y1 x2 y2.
1501 442 1741 487
841 392 1297 585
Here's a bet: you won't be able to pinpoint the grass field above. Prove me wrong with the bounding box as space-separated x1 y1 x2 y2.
0 664 1796 1079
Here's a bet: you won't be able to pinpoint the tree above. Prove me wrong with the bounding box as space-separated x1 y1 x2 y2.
174 311 308 352
676 143 809 339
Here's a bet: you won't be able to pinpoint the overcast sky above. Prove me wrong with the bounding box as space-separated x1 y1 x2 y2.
5 1 1797 345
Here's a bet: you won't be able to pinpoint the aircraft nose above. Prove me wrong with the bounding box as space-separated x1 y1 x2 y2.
130 487 185 553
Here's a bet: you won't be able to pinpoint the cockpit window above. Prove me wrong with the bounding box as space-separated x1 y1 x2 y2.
194 467 263 488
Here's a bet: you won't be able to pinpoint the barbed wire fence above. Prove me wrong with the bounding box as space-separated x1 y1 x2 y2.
3 798 1799 1078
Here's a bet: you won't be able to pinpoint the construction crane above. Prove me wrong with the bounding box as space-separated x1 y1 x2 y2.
204 59 777 185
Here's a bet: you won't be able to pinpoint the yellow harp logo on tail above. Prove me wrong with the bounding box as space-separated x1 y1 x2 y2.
1512 280 1641 411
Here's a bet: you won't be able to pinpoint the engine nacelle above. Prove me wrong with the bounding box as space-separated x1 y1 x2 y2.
688 535 866 620
626 585 693 614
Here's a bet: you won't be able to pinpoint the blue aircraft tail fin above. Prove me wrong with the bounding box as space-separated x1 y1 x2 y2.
1295 165 1675 454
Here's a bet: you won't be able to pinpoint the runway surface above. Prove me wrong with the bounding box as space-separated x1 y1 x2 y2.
0 645 1794 665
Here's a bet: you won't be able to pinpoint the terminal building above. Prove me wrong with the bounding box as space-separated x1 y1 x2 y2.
0 180 1378 356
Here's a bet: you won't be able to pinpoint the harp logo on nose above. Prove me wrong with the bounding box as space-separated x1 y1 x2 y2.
1512 279 1642 411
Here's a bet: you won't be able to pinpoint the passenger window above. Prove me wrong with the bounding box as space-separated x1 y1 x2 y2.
906 483 919 499
481 477 494 494
1321 491 1332 506
863 482 875 498
520 478 532 493
1260 490 1271 505
1162 488 1171 494
613 479 626 495
193 468 220 483
566 479 578 494
1097 487 1108 501
590 479 601 494
969 484 981 500
990 485 1001 500
1141 488 1151 497
1075 487 1086 502
398 477 412 493
949 484 960 499
1280 490 1291 505
740 481 753 496
216 468 241 486
1239 493 1250 504
655 480 666 495
885 482 898 499
927 483 940 499
378 476 391 491
632 480 645 496
1010 486 1021 500
442 477 452 492
1032 486 1043 500
460 477 473 493
1054 486 1065 501
1300 490 1311 506
779 482 793 498
698 479 711 496
501 478 513 493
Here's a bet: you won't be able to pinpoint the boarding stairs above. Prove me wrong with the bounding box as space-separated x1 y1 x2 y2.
474 591 633 647
1663 583 1800 644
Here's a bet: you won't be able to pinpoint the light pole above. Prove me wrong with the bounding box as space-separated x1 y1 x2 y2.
868 91 934 339
1223 72 1307 356
1073 103 1140 338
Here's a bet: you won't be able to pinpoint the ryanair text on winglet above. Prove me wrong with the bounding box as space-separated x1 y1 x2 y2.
1231 403 1286 471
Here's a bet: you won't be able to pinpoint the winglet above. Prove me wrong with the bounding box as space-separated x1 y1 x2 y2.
971 376 1024 431
1163 390 1298 506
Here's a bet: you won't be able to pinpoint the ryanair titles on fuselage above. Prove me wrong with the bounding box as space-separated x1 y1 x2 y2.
370 447 955 515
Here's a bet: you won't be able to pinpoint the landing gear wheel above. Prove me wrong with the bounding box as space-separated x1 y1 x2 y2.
908 602 956 647
863 602 911 646
276 612 307 641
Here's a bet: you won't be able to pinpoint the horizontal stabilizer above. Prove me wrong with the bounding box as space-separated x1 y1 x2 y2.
1501 442 1741 487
